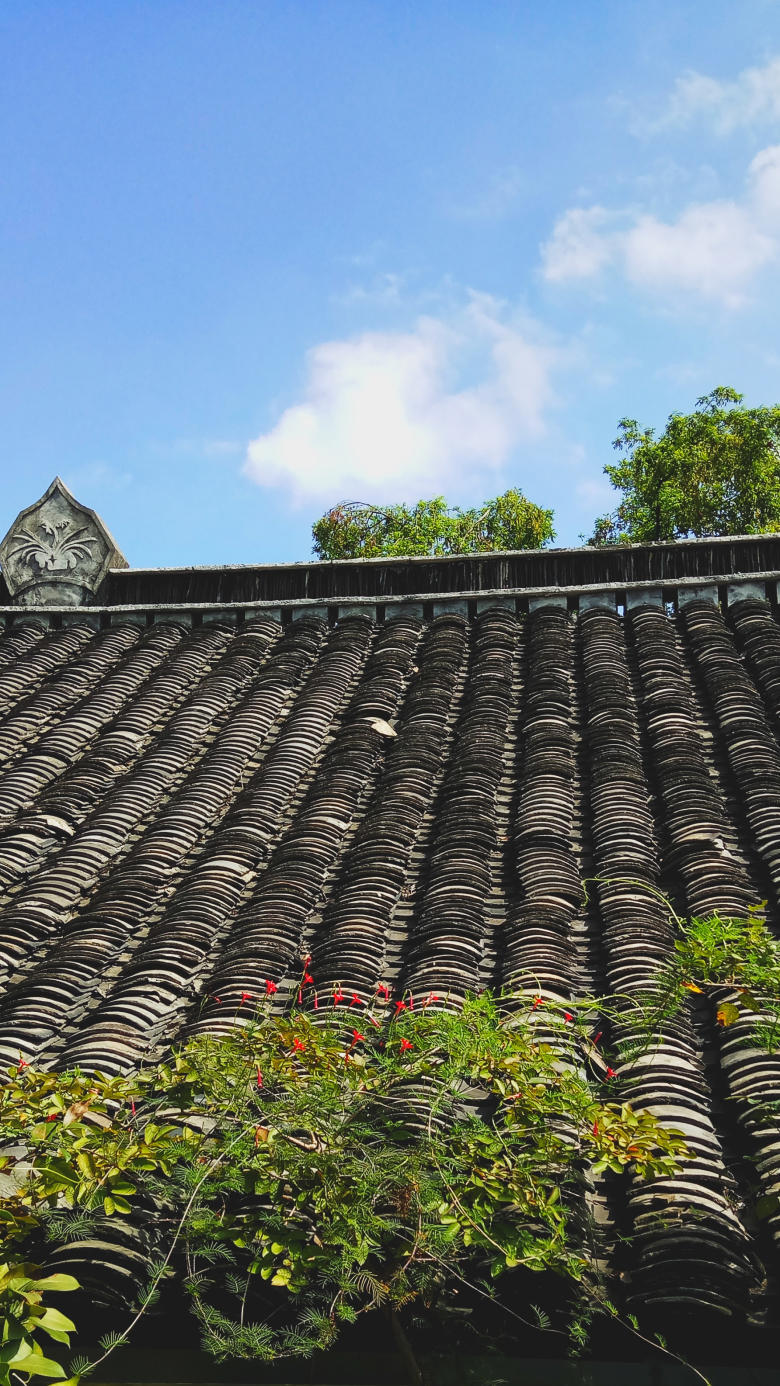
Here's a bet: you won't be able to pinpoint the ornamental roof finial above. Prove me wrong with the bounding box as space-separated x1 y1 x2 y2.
0 477 128 606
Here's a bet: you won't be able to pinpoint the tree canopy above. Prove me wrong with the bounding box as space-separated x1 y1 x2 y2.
312 489 555 560
588 387 780 546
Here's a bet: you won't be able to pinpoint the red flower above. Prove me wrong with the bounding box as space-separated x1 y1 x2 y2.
422 993 440 1008
313 994 319 1010
297 991 303 1005
303 972 314 985
45 1113 59 1122
532 996 543 1008
394 1000 406 1015
407 995 414 1010
213 997 221 1005
592 1031 602 1045
293 1038 306 1052
16 1057 29 1069
265 979 278 996
351 1030 365 1046
563 1012 573 1023
131 1100 136 1117
399 1039 413 1052
333 988 345 1005
239 992 252 1005
350 993 363 1007
605 1066 616 1080
256 1068 263 1089
376 983 390 999
592 1120 599 1137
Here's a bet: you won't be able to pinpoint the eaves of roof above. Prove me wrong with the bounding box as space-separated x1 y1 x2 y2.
2 532 780 608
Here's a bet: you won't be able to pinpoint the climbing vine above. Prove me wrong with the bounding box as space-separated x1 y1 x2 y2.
1 903 779 1384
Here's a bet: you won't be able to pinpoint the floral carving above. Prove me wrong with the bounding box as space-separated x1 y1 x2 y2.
7 520 98 574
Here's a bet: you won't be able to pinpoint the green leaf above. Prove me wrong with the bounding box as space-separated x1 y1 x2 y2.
39 1163 78 1187
12 1355 67 1379
716 1002 741 1028
35 1308 76 1343
30 1278 79 1295
6 1342 66 1379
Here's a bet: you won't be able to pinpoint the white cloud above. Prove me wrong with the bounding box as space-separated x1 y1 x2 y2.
541 207 618 283
244 297 559 504
651 57 780 135
622 201 774 305
540 146 780 306
748 142 780 218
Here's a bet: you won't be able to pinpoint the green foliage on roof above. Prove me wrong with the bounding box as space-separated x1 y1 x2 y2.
3 903 780 1385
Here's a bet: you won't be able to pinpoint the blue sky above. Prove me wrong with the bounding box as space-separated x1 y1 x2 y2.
2 1 780 566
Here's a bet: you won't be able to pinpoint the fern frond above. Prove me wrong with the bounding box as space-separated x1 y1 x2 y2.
97 1332 129 1353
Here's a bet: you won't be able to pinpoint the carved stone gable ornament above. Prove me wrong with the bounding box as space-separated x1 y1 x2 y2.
0 478 128 606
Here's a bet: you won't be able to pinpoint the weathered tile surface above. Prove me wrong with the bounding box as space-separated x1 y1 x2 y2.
0 599 779 1319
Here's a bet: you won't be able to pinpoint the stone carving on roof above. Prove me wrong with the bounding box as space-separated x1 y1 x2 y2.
0 477 128 606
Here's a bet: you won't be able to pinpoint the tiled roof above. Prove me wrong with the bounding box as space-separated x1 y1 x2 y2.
1 595 780 1323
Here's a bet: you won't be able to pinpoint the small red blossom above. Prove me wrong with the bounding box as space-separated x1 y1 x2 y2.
313 994 319 1010
303 972 314 985
422 993 440 1008
407 995 414 1010
45 1113 59 1122
394 1000 407 1015
333 988 345 1005
399 1039 413 1052
605 1066 616 1080
376 983 390 999
239 992 252 1005
213 996 221 1005
592 1121 599 1137
297 991 303 1005
563 1012 573 1023
256 1068 263 1089
131 1100 137 1116
592 1031 602 1045
293 1038 306 1052
350 993 363 1007
532 996 543 1008
16 1057 29 1069
265 979 278 996
350 1030 365 1046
